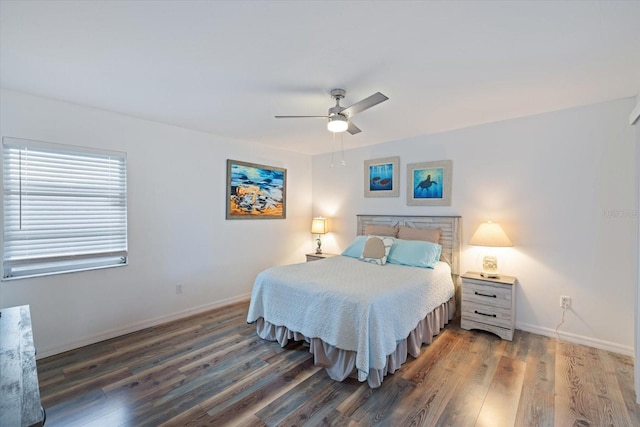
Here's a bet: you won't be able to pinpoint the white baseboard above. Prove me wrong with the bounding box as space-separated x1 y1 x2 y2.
37 299 633 360
516 321 634 356
36 293 252 359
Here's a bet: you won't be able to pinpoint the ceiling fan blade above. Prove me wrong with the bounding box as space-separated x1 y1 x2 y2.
347 121 362 135
275 115 328 119
341 92 388 117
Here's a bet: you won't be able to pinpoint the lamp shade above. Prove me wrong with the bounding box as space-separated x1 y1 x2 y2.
327 115 348 133
469 221 512 247
311 217 328 234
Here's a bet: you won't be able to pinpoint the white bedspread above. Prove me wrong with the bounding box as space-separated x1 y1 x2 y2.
246 255 455 382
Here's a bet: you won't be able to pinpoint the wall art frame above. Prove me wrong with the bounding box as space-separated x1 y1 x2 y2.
407 160 452 206
364 156 400 198
226 159 286 219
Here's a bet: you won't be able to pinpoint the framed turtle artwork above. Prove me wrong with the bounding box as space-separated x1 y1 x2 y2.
407 160 452 206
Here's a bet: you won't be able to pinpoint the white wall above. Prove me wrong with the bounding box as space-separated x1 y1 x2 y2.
632 94 640 403
0 89 313 358
312 97 637 354
1 90 635 359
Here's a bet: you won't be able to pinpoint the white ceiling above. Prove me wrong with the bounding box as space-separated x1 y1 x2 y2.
1 1 639 155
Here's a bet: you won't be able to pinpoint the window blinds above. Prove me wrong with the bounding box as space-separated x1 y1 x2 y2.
2 137 128 279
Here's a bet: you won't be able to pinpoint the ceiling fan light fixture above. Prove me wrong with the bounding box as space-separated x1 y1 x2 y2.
327 114 348 133
275 88 387 136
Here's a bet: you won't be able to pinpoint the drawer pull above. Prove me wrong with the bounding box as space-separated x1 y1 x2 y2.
474 291 497 298
475 310 497 318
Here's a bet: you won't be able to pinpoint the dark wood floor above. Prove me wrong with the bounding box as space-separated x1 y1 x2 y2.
37 301 640 426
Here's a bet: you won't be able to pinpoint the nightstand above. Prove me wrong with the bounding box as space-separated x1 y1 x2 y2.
305 253 338 262
460 271 517 341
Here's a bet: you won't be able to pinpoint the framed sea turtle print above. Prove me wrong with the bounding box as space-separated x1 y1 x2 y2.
407 160 452 206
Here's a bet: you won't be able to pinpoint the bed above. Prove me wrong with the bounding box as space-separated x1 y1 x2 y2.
246 215 461 388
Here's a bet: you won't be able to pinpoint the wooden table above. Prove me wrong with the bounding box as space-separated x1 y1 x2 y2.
0 305 45 426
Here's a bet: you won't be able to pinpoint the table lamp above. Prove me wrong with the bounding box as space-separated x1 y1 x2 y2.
469 220 513 278
311 217 328 254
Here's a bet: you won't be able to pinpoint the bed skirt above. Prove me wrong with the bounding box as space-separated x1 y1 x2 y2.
253 297 455 388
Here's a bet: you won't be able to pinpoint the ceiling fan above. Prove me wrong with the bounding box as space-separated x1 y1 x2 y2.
275 88 389 134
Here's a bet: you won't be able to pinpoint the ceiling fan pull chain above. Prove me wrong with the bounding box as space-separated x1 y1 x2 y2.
341 133 346 166
331 132 336 167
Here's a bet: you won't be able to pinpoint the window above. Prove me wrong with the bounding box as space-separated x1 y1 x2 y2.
2 137 127 279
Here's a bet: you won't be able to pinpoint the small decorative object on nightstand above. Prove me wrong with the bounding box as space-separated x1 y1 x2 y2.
460 271 516 341
311 217 328 254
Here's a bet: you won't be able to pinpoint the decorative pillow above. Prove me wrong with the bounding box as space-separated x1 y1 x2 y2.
397 226 441 243
359 236 394 265
341 235 368 258
364 224 398 237
387 239 442 269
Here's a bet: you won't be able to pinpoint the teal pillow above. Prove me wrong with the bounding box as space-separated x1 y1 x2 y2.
387 239 442 269
341 235 368 258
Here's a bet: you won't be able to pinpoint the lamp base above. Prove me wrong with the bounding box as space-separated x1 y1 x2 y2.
481 254 499 279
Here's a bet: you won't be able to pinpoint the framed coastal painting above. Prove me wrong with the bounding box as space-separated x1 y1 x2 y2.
226 159 286 219
364 156 399 197
407 160 452 206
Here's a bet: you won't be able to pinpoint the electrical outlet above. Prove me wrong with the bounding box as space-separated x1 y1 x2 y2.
560 296 571 309
176 284 183 294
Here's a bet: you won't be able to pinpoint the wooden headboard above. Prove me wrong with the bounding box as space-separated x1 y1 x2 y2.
356 215 462 276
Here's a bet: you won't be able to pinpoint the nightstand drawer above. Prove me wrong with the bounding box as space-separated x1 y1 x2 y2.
461 281 512 309
461 302 512 329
